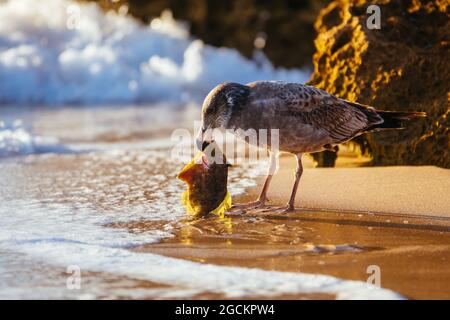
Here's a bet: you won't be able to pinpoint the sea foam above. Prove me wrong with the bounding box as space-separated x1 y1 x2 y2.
0 0 308 105
0 119 71 157
0 198 403 300
0 146 403 300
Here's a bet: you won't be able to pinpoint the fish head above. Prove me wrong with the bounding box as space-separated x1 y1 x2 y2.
176 153 210 184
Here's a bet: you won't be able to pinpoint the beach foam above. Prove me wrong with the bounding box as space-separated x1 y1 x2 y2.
0 145 403 300
0 199 402 300
0 119 71 157
0 0 308 105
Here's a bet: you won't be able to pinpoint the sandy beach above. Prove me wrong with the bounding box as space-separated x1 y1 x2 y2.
0 105 449 300
0 0 448 301
138 154 450 300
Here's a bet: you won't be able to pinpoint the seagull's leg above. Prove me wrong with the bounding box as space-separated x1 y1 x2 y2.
275 153 303 213
231 151 277 210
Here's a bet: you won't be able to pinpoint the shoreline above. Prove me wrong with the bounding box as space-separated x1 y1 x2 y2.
136 153 450 300
1 136 449 299
136 209 450 300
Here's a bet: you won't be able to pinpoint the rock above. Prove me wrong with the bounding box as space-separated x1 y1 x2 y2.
309 0 449 167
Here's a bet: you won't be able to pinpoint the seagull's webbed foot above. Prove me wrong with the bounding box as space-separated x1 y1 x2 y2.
260 204 295 214
231 198 269 211
278 204 295 214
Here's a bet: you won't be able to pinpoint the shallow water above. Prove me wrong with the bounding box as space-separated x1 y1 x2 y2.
0 104 406 299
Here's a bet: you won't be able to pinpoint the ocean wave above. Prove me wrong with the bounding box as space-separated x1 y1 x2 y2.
0 145 403 299
0 0 308 105
0 119 72 157
0 198 403 300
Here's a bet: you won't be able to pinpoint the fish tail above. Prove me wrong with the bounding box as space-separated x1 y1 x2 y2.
211 191 232 218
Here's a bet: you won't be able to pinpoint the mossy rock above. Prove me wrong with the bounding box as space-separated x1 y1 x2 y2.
309 0 449 168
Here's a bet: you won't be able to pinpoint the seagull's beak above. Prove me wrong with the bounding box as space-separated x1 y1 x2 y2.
196 126 213 151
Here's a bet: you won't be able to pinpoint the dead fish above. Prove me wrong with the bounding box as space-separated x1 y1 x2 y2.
177 143 231 218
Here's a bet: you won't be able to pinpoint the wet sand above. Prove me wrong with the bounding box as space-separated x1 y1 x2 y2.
135 211 450 299
136 154 450 300
1 110 448 299
1 151 449 299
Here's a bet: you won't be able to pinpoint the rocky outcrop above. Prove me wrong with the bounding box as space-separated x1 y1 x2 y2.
309 0 449 167
86 0 448 167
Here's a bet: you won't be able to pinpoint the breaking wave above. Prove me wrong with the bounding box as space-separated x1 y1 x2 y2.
0 119 72 157
0 0 308 105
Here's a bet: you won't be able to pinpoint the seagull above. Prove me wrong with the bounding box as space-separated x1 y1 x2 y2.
196 81 426 213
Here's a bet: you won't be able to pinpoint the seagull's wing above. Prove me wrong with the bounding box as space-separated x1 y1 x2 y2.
269 84 383 144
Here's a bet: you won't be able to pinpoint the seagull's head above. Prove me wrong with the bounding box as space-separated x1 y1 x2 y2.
196 82 249 151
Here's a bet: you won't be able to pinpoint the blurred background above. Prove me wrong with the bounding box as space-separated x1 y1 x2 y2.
0 0 448 167
86 0 328 68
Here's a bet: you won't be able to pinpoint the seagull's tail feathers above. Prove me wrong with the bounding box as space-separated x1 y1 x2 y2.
345 101 427 133
372 110 427 130
345 100 427 132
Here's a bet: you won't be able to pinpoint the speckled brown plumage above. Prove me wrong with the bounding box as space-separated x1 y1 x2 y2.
225 81 385 153
202 81 426 154
199 80 426 212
